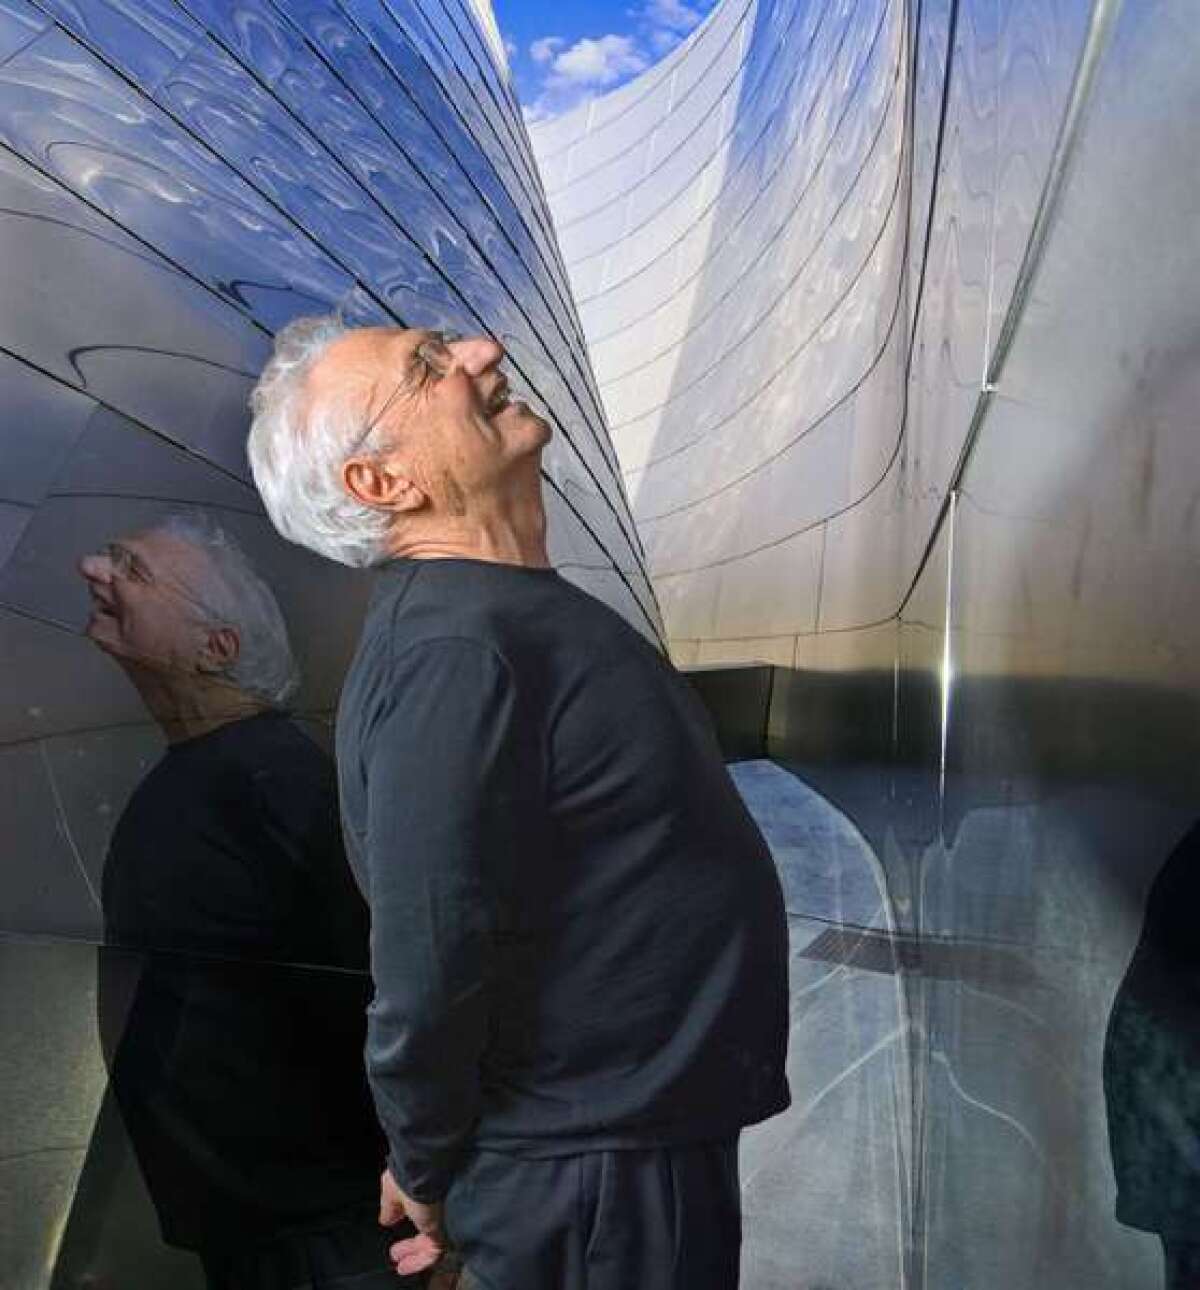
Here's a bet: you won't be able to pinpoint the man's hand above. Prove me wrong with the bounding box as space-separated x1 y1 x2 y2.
379 1168 448 1277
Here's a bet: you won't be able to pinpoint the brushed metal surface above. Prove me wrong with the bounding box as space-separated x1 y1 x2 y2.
534 0 1200 1285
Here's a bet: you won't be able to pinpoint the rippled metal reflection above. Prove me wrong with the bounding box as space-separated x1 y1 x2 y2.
0 0 657 943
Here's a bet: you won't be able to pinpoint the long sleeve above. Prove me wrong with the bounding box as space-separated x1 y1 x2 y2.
360 638 519 1202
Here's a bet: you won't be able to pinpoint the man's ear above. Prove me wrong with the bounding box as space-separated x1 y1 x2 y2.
198 625 240 675
342 455 428 514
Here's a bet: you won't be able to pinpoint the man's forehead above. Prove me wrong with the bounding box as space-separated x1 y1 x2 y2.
122 530 209 580
304 326 426 412
320 326 424 376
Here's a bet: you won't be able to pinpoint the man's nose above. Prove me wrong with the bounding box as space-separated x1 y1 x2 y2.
78 551 112 582
450 335 504 376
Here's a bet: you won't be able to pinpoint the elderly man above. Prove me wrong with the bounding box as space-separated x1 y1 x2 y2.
78 514 418 1288
248 320 790 1289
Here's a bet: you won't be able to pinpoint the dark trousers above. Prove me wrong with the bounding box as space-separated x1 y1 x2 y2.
201 1204 428 1290
1164 1239 1200 1290
443 1140 741 1290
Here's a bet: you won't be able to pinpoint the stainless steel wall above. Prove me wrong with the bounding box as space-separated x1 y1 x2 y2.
533 1 1200 1287
0 3 650 1284
0 0 656 943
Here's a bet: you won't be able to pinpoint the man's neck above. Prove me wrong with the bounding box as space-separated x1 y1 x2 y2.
387 476 551 569
125 667 270 744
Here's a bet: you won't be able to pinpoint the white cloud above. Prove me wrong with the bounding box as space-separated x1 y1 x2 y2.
524 33 650 121
624 0 711 70
549 34 649 87
648 27 683 55
640 0 705 33
520 2 713 125
530 35 565 65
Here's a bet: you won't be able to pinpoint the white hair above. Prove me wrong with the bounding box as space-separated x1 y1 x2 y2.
154 512 300 707
247 315 394 568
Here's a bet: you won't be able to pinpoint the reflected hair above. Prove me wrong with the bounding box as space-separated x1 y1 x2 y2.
247 315 394 568
155 512 300 707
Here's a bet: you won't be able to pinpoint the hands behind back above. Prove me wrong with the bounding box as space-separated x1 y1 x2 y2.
379 1167 450 1279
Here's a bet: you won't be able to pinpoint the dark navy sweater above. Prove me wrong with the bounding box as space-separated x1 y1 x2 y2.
336 559 790 1202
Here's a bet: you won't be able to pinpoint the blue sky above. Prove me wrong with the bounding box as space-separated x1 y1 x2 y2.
492 0 718 122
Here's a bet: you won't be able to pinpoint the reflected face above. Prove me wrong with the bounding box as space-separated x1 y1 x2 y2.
311 326 551 508
78 530 214 673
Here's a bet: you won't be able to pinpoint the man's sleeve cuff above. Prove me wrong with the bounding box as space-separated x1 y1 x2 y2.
386 1149 452 1205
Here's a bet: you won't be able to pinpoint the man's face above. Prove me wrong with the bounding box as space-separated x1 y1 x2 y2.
78 530 216 675
311 327 551 512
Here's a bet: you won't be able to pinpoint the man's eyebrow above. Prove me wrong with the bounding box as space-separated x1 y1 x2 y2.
414 329 452 357
400 330 443 377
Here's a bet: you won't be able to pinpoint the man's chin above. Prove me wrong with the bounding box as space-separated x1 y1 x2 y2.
524 405 552 446
84 616 122 657
502 402 551 452
529 422 553 462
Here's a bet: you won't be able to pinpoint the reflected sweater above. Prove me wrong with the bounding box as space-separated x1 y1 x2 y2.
101 714 384 1251
337 559 791 1202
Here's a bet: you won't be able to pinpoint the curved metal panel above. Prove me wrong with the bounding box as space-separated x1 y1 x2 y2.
534 0 1200 1286
0 0 656 940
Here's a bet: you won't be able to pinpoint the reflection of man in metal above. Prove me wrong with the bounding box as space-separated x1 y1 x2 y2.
78 513 419 1289
1104 820 1200 1290
248 318 791 1289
